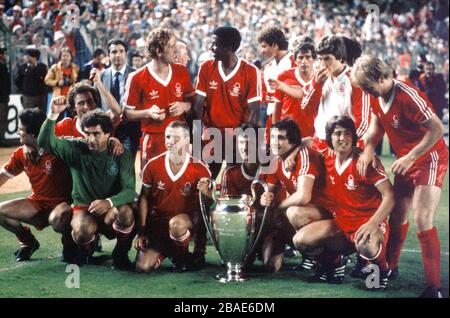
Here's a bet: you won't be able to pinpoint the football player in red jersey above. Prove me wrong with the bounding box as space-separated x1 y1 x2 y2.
135 121 211 273
352 55 448 298
260 119 335 272
293 115 394 288
124 28 195 168
193 26 261 178
0 108 72 261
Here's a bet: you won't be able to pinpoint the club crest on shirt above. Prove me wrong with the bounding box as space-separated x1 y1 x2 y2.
149 90 159 99
336 82 346 95
181 182 192 196
230 82 241 97
44 160 53 175
157 180 166 190
174 82 183 98
209 80 218 90
345 174 357 190
107 162 118 176
392 115 401 129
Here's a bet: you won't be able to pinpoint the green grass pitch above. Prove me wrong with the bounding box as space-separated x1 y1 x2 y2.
0 153 448 298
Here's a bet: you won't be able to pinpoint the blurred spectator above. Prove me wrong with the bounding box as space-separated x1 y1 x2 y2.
27 33 53 67
174 41 190 67
420 61 447 120
15 49 48 111
131 51 145 69
78 48 106 81
45 47 79 98
0 47 10 145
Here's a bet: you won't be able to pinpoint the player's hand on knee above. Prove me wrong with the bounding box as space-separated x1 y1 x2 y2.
355 220 378 244
88 199 112 215
135 234 149 250
391 154 415 176
260 191 274 207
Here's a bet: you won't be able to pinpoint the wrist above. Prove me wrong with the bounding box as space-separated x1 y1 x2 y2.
47 113 59 121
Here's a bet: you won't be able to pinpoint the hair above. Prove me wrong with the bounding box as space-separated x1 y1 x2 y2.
272 118 302 147
107 38 128 54
18 107 46 137
325 115 357 149
131 51 143 59
0 47 7 55
236 123 257 138
317 35 361 66
351 55 394 91
294 40 316 59
80 109 113 134
213 26 241 52
26 48 40 59
93 48 106 58
425 61 435 70
257 27 288 51
167 120 190 138
59 47 73 60
146 28 174 59
67 82 99 110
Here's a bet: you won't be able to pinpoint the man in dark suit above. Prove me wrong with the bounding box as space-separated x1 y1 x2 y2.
79 48 107 81
101 38 141 157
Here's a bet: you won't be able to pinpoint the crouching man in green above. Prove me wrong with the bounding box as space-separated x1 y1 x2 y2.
38 96 136 269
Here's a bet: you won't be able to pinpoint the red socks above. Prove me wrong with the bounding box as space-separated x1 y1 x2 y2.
386 222 409 269
417 227 441 288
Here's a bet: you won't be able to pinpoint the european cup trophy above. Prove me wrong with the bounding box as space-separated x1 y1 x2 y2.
199 178 270 282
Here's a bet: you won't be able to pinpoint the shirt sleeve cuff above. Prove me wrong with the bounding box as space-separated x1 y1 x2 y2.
106 198 114 208
0 167 14 178
248 96 262 104
196 90 207 97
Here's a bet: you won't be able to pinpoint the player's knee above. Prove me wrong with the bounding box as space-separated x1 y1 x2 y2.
413 208 435 231
117 205 134 225
169 217 188 237
71 217 96 244
286 207 298 224
356 240 380 260
49 209 71 233
135 258 157 273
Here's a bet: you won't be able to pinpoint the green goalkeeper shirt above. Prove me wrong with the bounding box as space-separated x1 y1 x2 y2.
37 118 136 207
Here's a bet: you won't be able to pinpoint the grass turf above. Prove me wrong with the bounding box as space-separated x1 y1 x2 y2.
0 154 448 298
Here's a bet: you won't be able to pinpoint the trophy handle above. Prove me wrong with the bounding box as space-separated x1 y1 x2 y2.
246 179 270 260
198 177 224 262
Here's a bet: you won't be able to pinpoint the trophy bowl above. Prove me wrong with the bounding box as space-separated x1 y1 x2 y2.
199 179 269 282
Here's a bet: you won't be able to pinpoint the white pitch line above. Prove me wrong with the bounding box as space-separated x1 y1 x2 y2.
402 248 449 256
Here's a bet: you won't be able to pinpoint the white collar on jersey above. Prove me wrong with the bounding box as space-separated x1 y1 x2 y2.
335 152 354 175
240 164 261 181
75 117 86 137
332 65 350 82
165 152 190 182
378 80 397 114
281 158 291 179
294 67 312 88
147 63 172 87
218 59 242 82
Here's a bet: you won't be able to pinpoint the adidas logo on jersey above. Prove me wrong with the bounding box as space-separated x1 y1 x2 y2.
149 90 159 99
209 81 218 89
157 180 166 190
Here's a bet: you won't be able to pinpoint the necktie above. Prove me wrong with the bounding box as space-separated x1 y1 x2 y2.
112 72 121 103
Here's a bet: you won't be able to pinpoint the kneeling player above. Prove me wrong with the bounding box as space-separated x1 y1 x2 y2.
37 98 136 269
135 121 211 273
0 108 72 261
294 116 394 288
260 119 335 272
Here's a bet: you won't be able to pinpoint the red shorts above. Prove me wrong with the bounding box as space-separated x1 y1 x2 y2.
140 133 166 168
394 147 448 189
27 198 66 230
71 205 89 213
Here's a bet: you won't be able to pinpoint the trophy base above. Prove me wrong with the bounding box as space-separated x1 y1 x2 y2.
216 271 249 283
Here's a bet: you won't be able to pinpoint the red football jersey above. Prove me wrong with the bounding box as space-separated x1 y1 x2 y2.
220 164 261 197
124 63 195 133
196 58 262 129
142 152 211 219
265 147 334 210
55 117 84 138
325 150 388 232
273 68 316 137
1 147 72 202
372 79 447 159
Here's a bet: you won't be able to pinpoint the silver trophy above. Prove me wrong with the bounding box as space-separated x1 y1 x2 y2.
199 178 270 282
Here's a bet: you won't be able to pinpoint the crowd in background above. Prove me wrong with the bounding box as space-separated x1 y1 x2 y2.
0 0 448 140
